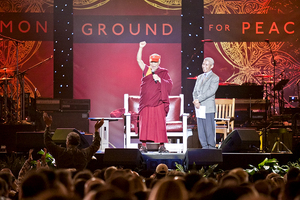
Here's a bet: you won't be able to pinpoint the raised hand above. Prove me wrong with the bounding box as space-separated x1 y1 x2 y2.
43 112 52 127
139 41 146 48
95 118 104 132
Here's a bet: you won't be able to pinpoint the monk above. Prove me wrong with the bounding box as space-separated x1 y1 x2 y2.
136 41 173 153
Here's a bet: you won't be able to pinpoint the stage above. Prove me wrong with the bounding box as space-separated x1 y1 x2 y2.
0 122 299 178
86 149 295 176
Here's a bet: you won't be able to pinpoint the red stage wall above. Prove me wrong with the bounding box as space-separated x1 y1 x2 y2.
73 0 182 147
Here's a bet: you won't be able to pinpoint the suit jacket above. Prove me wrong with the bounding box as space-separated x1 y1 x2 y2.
192 71 219 113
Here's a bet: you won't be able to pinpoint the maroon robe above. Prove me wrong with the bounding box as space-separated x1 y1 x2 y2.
138 65 173 143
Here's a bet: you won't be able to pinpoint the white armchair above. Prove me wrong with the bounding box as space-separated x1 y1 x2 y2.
124 94 188 153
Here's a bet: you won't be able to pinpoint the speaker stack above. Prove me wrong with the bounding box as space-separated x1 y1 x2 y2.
220 129 260 153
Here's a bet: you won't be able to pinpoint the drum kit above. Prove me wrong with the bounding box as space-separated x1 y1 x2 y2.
0 33 53 124
254 73 289 117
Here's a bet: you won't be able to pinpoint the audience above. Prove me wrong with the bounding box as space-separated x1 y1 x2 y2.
0 155 299 200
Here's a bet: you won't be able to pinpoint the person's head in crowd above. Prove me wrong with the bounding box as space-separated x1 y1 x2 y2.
154 163 168 179
128 175 147 194
253 179 272 196
34 189 82 200
104 166 118 181
93 168 105 180
108 169 129 182
38 168 57 187
73 169 93 181
74 178 87 199
228 168 249 184
219 174 241 187
286 167 300 182
272 176 285 188
0 171 13 192
109 176 131 194
148 177 188 200
83 186 134 200
84 177 106 196
19 170 50 199
55 169 74 193
0 177 9 198
1 168 18 193
66 132 81 148
189 177 218 200
212 186 258 200
184 170 202 191
281 180 300 200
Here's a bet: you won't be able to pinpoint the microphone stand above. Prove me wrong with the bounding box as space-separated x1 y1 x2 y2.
17 55 53 124
266 40 277 116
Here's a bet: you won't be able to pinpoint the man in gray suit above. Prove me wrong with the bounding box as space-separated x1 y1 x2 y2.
192 57 219 149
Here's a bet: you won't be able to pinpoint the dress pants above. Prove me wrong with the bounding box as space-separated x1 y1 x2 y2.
197 113 216 149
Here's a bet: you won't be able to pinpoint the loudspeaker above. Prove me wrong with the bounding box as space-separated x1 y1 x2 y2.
52 128 90 149
183 149 223 170
47 112 89 132
16 132 44 152
103 148 145 170
220 129 260 152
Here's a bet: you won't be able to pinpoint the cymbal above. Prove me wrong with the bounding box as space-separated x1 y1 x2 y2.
254 74 273 78
187 76 197 80
0 68 15 72
0 77 12 81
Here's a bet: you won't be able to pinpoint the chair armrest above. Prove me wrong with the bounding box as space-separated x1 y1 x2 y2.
124 112 131 116
215 118 230 121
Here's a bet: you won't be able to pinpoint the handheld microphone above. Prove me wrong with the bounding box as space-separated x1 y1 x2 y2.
201 39 213 42
152 70 157 83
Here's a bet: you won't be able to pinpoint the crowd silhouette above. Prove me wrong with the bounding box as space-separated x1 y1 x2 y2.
1 152 300 200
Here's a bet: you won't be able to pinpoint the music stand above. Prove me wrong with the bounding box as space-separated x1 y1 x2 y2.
273 79 289 115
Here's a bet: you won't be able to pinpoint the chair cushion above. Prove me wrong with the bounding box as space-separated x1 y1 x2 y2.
166 121 183 132
166 96 181 122
128 96 140 114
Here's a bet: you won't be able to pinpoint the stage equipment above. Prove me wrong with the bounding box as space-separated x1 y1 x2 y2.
216 85 266 125
220 129 260 152
16 131 44 152
216 85 264 99
183 149 223 170
267 128 292 153
36 99 61 111
273 79 289 115
0 33 53 124
60 99 90 112
103 148 145 170
0 68 14 124
289 96 298 103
